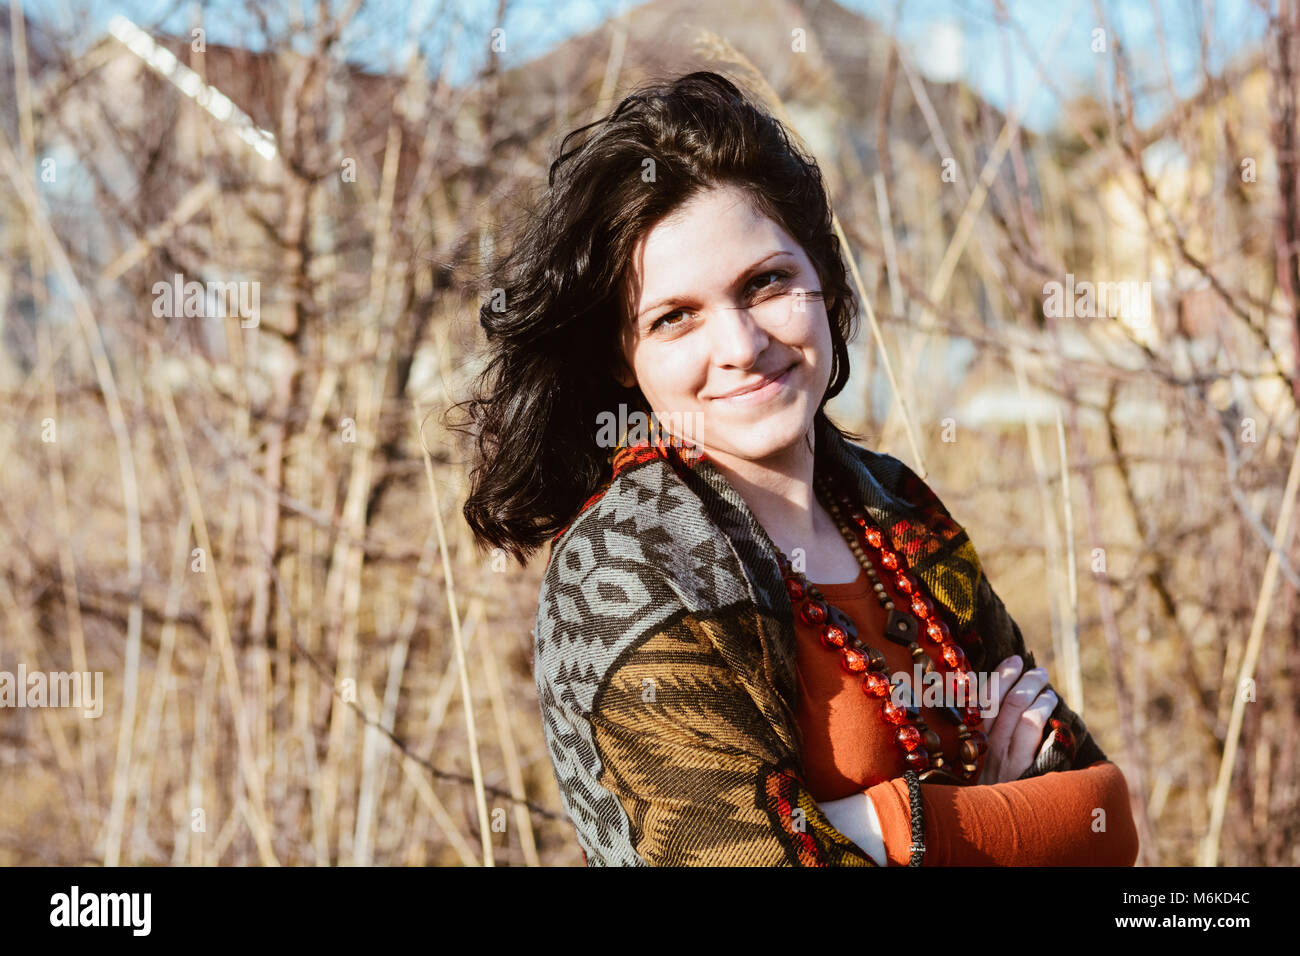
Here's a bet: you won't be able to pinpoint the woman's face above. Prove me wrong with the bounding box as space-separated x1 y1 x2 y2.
616 183 834 467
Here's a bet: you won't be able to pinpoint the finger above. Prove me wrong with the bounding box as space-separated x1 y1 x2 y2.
987 671 1050 780
986 666 1050 762
989 655 1025 719
1004 690 1058 781
979 656 1025 783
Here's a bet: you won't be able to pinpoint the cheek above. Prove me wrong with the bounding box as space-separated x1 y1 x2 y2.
784 305 832 367
635 342 709 404
797 308 835 396
806 302 832 344
771 292 827 344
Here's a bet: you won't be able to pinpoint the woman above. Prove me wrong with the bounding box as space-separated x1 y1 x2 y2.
460 71 1139 866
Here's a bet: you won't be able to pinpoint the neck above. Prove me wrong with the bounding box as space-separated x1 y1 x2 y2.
703 427 829 556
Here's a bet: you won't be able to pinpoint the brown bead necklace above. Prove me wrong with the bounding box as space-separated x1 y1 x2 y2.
776 470 989 785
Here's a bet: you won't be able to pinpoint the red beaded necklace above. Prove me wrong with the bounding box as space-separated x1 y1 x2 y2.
776 470 990 785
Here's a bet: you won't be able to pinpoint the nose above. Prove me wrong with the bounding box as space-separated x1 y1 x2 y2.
709 303 770 369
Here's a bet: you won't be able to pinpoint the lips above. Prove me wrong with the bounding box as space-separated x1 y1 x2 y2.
713 362 796 401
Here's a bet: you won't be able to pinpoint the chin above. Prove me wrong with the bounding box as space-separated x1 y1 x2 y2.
706 406 814 462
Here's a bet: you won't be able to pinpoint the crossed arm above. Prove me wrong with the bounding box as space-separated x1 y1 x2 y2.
821 646 1140 867
824 760 1139 866
539 531 1138 865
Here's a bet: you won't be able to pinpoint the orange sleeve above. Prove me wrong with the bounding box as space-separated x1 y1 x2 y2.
865 761 1139 866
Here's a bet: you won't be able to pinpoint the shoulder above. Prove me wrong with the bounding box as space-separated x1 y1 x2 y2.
833 437 961 531
866 445 952 512
533 444 756 707
539 456 668 595
539 440 723 606
532 463 689 713
834 440 989 636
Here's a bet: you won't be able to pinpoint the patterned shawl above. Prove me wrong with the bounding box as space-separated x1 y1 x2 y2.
533 414 1106 866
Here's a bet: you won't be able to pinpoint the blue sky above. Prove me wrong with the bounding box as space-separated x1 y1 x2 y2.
30 0 1270 133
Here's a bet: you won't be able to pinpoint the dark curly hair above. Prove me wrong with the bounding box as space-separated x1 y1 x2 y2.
454 71 862 566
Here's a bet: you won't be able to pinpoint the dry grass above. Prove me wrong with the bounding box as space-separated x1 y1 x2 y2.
1 0 1296 866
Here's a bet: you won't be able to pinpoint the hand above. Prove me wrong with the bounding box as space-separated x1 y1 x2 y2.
977 654 1059 785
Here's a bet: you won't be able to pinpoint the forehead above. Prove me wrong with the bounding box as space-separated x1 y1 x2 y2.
631 188 790 296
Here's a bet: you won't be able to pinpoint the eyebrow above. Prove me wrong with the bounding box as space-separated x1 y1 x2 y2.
636 249 794 322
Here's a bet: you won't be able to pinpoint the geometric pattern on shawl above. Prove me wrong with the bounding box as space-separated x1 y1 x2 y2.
535 415 1107 865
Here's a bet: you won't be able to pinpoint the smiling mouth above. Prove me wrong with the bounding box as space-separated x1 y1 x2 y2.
713 362 797 402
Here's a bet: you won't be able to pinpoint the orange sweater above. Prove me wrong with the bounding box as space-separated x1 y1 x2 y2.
795 567 1139 866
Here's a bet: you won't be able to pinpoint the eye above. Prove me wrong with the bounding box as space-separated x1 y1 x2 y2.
647 270 794 333
649 309 688 333
750 269 791 293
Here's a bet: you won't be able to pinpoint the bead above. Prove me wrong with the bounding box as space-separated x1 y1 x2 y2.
962 762 979 775
881 701 908 725
897 725 922 752
820 624 847 648
925 619 950 644
826 605 858 642
841 647 868 673
936 705 963 726
884 609 917 646
786 487 991 782
799 600 827 626
964 706 984 727
862 672 892 698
